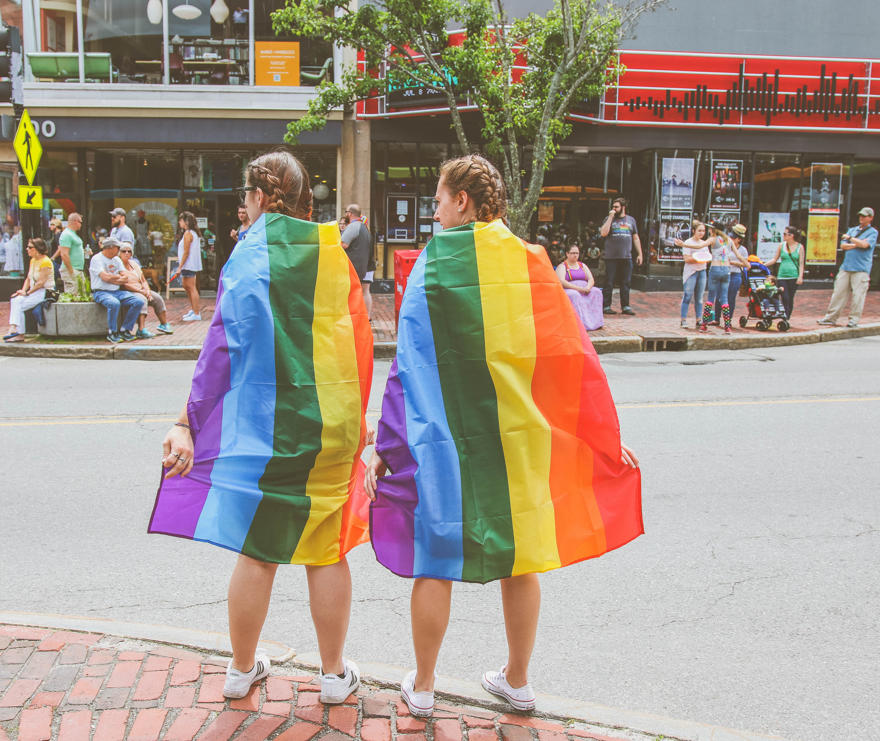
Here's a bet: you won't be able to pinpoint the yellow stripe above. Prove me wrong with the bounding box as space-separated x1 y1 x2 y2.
291 223 363 564
473 221 561 575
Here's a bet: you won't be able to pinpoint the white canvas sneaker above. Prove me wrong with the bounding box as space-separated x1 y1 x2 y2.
320 658 360 704
400 670 434 717
223 655 270 699
481 667 536 711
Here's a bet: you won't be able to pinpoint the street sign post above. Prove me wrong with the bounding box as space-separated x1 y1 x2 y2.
13 108 42 185
18 184 42 209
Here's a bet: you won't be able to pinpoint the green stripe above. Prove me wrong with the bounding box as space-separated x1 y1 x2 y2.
424 224 514 582
243 214 322 561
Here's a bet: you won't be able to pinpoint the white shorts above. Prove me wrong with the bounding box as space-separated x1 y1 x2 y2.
363 271 374 283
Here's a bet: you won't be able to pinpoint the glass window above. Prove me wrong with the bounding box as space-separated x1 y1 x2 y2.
254 0 332 86
82 0 163 83
168 0 249 85
39 150 80 194
298 149 337 223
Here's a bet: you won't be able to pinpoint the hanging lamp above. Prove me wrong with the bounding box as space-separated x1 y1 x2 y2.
210 0 229 24
172 1 202 20
147 0 163 24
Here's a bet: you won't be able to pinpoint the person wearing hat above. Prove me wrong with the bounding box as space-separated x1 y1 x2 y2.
701 222 749 333
818 207 878 328
109 207 135 248
722 223 750 320
88 236 147 343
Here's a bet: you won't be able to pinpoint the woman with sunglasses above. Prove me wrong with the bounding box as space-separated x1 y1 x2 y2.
4 238 54 342
118 242 174 337
764 225 805 319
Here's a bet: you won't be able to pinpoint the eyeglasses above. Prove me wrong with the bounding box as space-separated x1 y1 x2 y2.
234 185 258 198
120 249 133 253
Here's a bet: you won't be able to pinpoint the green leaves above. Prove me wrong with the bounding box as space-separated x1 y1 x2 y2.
275 0 665 236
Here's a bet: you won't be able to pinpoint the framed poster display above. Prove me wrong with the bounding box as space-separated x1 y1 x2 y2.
660 157 694 210
386 195 417 242
165 256 185 299
658 212 692 261
806 214 839 264
710 159 743 211
756 213 789 262
809 163 843 213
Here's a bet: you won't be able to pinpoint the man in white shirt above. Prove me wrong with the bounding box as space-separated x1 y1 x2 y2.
89 236 147 343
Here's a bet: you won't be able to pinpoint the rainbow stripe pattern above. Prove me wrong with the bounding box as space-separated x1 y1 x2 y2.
149 213 373 565
371 219 642 584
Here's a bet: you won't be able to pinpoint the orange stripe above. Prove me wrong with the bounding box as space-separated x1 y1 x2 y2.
524 244 607 565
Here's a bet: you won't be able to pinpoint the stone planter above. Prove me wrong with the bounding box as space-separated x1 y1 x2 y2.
38 302 108 337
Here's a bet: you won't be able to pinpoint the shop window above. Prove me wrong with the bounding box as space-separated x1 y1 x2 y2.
27 0 79 82
254 0 333 86
81 0 163 83
850 161 880 227
168 0 249 85
298 149 337 223
40 150 80 194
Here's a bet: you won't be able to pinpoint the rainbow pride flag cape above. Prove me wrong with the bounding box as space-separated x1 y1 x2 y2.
149 213 373 565
371 219 642 584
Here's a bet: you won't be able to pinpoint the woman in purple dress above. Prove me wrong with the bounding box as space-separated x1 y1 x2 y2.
555 244 603 330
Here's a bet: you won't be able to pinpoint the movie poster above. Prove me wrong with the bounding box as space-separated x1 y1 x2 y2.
710 159 743 211
707 210 740 236
658 212 692 261
809 163 843 213
757 212 790 263
806 214 839 264
661 157 694 210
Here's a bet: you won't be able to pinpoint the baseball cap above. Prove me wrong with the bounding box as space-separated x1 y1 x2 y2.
731 223 748 238
102 236 122 249
109 207 127 217
858 207 874 218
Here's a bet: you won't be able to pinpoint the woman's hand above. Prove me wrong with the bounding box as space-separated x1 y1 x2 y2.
796 277 803 285
363 421 376 447
162 425 194 478
620 442 640 469
363 451 387 502
11 289 24 297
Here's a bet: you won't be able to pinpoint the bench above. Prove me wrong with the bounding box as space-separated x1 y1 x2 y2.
27 52 114 82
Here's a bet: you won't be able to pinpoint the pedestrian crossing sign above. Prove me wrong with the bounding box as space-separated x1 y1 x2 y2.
18 185 43 210
13 109 42 185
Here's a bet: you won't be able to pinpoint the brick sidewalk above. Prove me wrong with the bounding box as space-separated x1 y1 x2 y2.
2 289 879 348
0 625 630 741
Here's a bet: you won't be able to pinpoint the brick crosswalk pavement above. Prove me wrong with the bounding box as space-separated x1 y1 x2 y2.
0 625 633 741
2 288 879 348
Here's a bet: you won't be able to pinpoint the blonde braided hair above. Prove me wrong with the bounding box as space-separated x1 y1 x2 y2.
246 150 313 220
438 154 507 223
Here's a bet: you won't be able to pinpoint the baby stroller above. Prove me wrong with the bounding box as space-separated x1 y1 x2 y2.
738 261 790 332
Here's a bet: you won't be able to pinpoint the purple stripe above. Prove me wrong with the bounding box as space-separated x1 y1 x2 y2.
148 282 232 537
371 359 417 576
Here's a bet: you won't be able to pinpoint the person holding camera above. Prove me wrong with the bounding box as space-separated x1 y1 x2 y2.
599 197 643 315
818 207 877 328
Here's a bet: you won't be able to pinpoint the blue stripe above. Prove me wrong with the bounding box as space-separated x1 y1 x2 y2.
194 215 276 550
397 252 464 579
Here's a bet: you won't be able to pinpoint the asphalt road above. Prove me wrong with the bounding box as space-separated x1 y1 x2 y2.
2 339 879 741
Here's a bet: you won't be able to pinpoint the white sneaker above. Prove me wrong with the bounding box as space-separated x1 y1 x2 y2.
182 312 202 322
400 669 434 717
481 667 536 711
320 658 360 704
223 655 270 699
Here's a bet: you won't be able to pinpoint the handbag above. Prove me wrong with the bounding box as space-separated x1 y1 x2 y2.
44 288 60 304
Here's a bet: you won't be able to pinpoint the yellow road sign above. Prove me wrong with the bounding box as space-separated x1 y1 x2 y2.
18 185 43 210
14 110 42 185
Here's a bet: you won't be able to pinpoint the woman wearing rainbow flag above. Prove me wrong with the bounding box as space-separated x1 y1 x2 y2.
150 150 374 706
365 154 643 716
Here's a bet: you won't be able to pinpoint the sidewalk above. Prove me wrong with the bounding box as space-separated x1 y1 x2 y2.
0 623 652 741
1 289 879 359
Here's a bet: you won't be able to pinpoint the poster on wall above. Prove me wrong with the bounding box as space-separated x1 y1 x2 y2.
806 214 839 264
386 195 417 242
661 157 694 210
658 212 692 261
710 159 743 211
809 162 843 213
255 42 301 86
757 212 790 262
707 210 740 236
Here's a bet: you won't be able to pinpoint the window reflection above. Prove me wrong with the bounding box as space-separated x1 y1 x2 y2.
82 0 163 83
169 0 249 85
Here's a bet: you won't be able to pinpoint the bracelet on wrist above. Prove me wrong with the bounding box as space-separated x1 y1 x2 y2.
175 422 192 431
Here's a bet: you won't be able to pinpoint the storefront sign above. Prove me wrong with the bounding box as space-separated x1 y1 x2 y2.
537 201 554 222
757 212 790 263
658 211 691 261
660 157 693 210
710 159 742 211
386 65 457 108
386 195 416 242
255 42 300 87
806 214 839 264
809 162 843 213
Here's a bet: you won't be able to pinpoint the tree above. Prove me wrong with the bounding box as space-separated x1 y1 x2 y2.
274 0 666 237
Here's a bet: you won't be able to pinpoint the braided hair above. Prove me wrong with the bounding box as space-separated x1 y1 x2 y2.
438 154 507 223
245 150 313 220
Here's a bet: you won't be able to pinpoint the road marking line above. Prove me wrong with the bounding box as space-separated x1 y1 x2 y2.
618 396 880 410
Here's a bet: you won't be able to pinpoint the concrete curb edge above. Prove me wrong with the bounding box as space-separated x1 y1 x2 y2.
0 612 788 741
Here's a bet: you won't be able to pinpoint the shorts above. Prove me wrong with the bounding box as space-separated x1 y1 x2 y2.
363 271 374 283
181 269 197 278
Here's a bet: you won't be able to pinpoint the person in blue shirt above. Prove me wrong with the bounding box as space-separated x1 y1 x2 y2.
818 207 878 328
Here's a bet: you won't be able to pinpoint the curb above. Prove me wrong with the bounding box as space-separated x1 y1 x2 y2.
2 324 878 361
0 611 787 741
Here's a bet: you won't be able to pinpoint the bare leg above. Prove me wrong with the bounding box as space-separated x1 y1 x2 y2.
411 578 452 692
499 573 540 688
306 559 352 676
137 314 146 330
228 554 278 672
362 282 373 320
183 276 200 314
157 309 168 324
